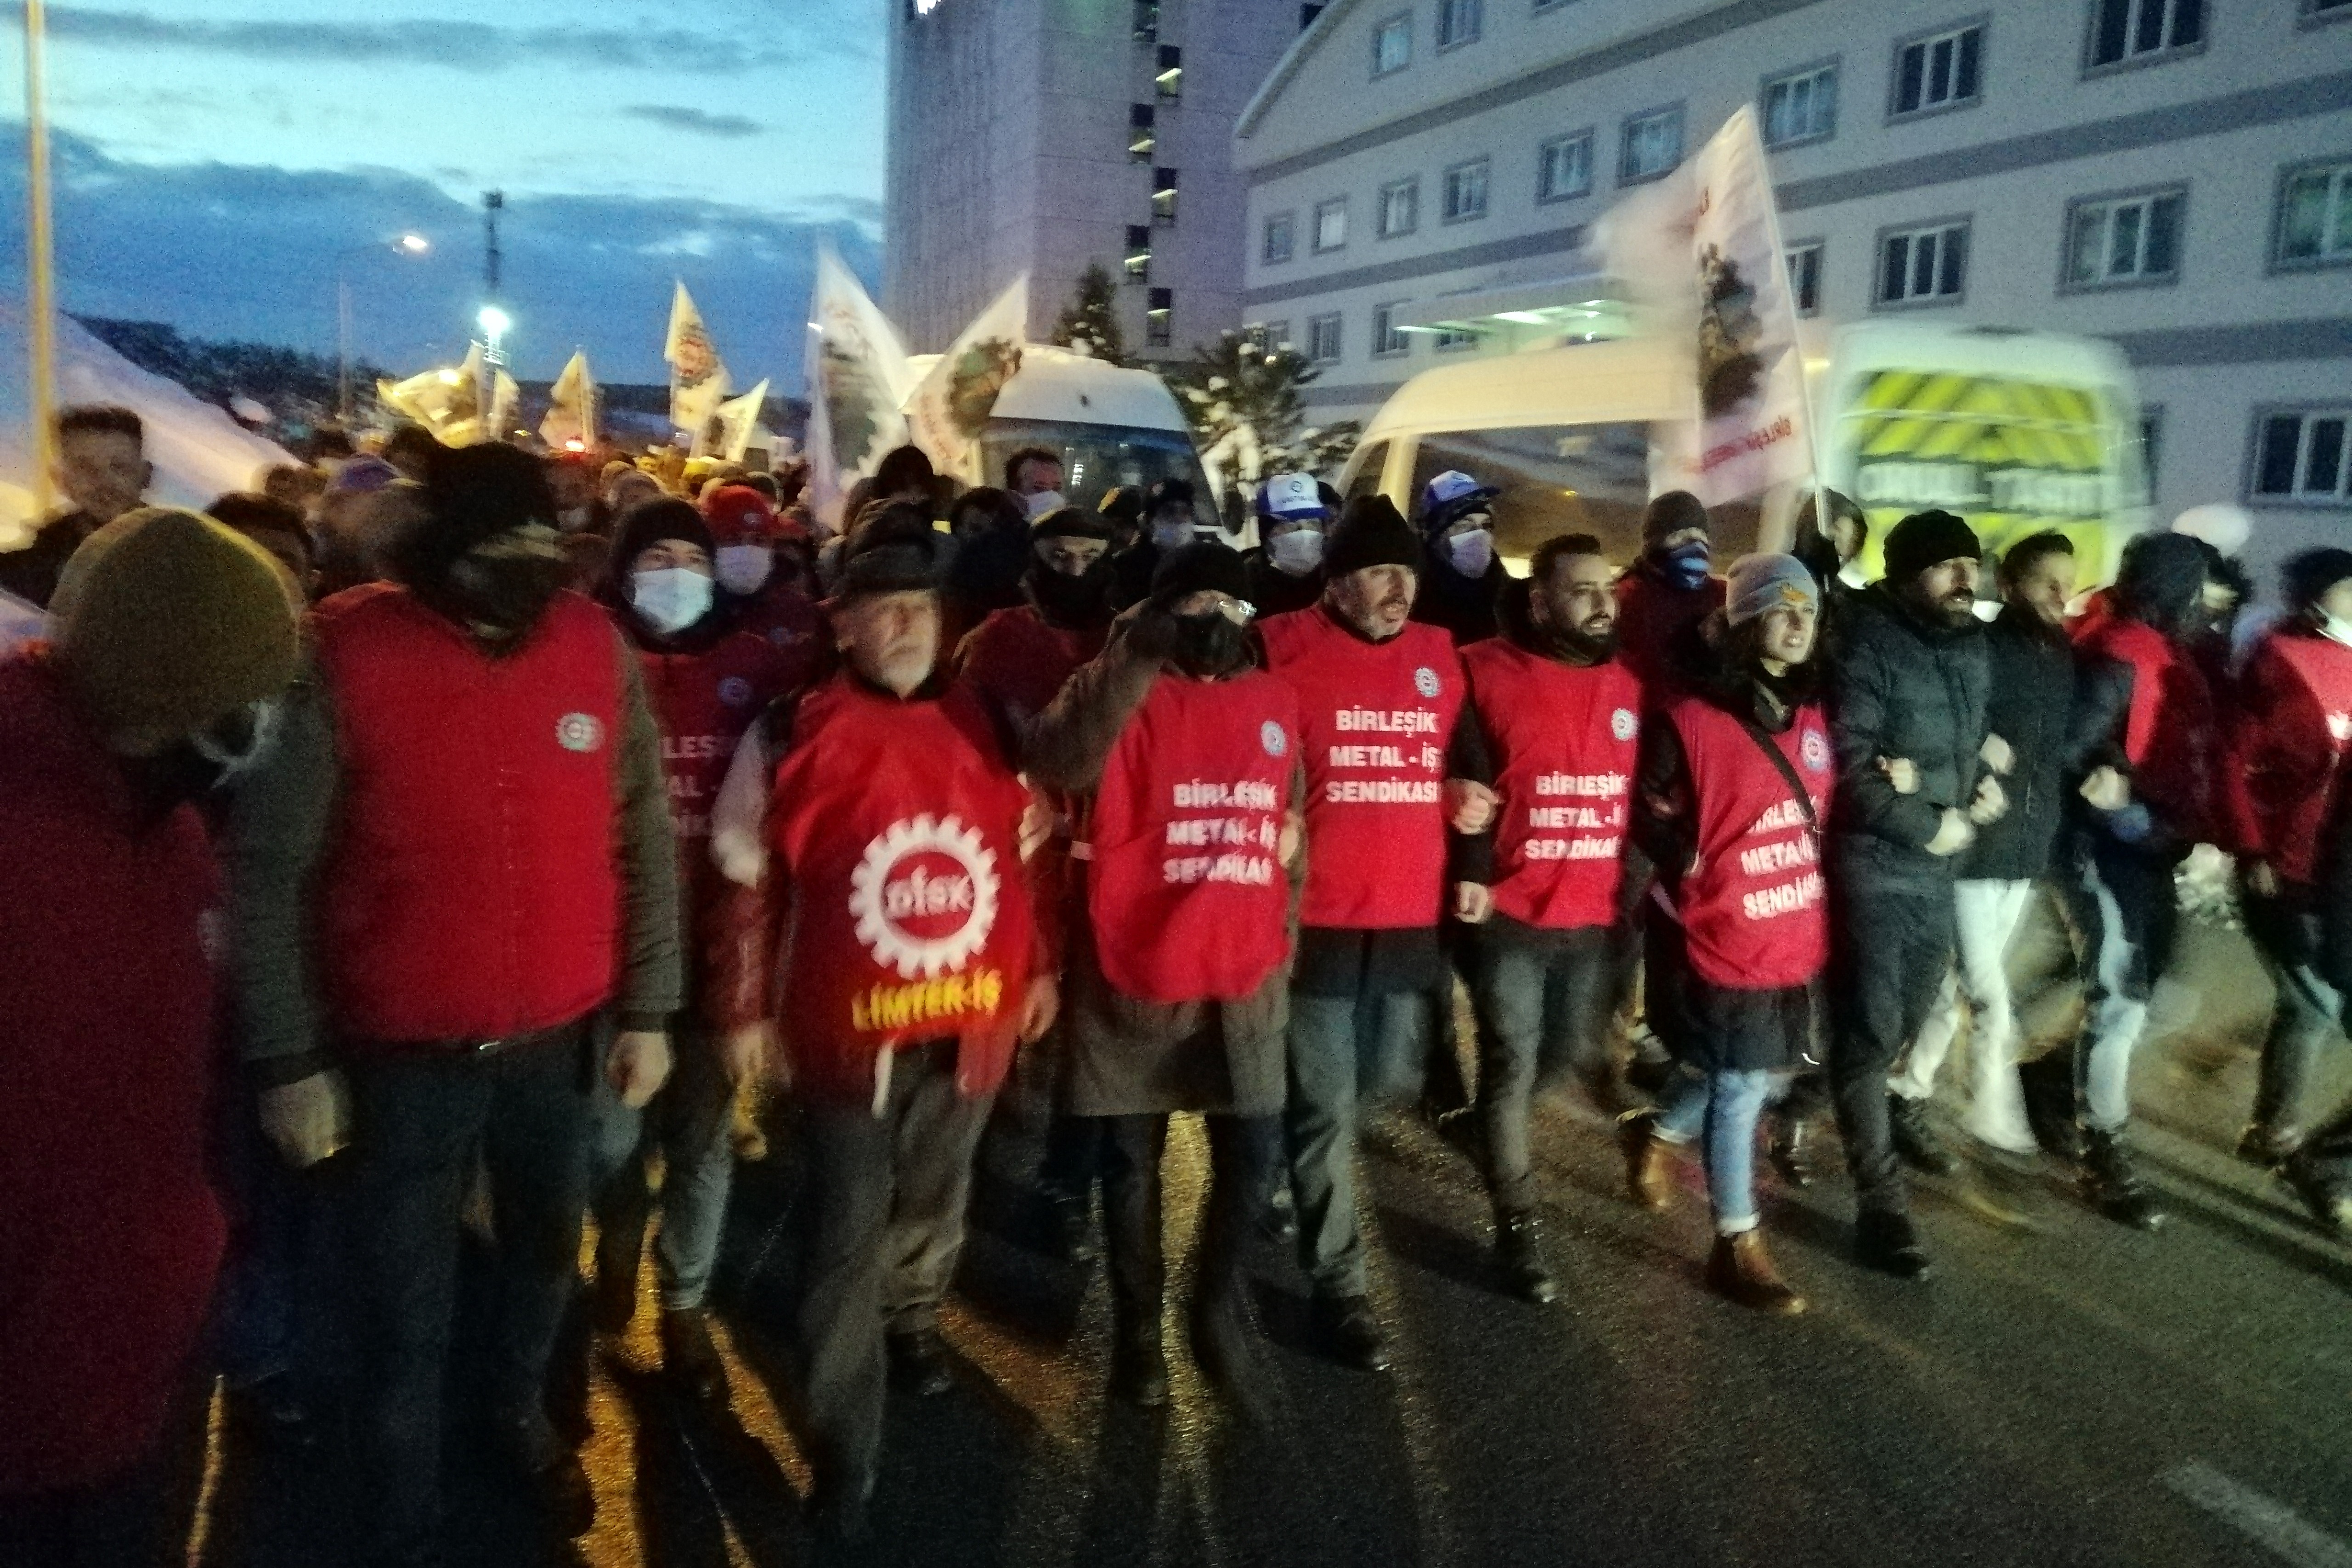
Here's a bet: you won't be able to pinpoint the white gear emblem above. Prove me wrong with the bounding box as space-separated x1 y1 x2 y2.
848 814 1001 979
1800 729 1830 773
2331 711 2352 744
1261 720 1288 757
556 712 604 753
1611 707 1637 742
1414 666 1441 699
718 676 754 708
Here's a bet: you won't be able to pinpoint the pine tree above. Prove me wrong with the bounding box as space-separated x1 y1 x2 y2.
1050 262 1130 368
1165 330 1361 499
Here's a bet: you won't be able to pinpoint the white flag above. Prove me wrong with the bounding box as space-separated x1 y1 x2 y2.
666 281 731 442
714 379 770 465
487 369 520 445
804 241 912 531
379 342 483 441
540 350 596 450
905 274 1028 483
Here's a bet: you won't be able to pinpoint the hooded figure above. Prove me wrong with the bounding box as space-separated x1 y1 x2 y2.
1615 491 1726 691
1111 477 1200 610
1410 469 1509 645
943 486 1036 649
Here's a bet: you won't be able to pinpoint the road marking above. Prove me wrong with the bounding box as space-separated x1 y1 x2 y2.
2164 1461 2352 1568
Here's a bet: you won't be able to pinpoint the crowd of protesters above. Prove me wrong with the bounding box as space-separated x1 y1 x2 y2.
6 404 2352 1565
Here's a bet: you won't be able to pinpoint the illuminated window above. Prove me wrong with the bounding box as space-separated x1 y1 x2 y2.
1125 226 1152 283
1156 45 1183 101
1153 167 1179 223
1129 103 1156 162
1314 197 1348 251
1146 288 1173 348
1373 13 1411 75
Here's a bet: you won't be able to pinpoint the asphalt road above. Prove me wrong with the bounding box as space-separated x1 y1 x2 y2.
192 910 2352 1568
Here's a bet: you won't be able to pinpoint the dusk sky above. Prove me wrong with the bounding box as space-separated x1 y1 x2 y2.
0 1 888 389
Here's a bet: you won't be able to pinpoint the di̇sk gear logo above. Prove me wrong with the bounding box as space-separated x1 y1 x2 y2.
1611 707 1638 742
1413 666 1441 699
1261 720 1289 758
848 814 1001 980
556 712 605 752
1800 730 1831 773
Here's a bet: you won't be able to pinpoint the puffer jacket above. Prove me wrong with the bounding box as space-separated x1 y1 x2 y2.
1961 604 2085 881
1828 583 1990 888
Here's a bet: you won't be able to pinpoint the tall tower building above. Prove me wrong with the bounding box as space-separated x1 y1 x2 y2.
886 0 1307 364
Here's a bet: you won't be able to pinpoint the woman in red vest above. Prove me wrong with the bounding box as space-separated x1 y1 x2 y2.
712 506 1057 1541
1025 542 1303 1413
585 497 796 1400
1620 553 1830 1314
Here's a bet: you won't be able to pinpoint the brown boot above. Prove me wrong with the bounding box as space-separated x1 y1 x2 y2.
1706 1230 1806 1315
1617 1110 1675 1212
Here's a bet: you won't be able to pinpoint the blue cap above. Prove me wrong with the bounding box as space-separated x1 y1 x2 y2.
1256 471 1332 523
1420 469 1499 533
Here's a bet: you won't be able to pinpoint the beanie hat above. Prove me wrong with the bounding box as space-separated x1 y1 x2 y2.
701 483 778 544
2283 547 2352 619
1151 541 1250 605
1257 471 1333 525
1419 469 1500 536
611 498 713 579
1324 494 1421 578
1724 552 1820 626
49 507 300 738
400 441 557 586
1881 509 1980 586
2114 530 2208 632
2171 502 2252 558
1641 491 1711 547
1147 477 1196 515
1097 485 1147 527
833 502 943 600
1032 504 1113 543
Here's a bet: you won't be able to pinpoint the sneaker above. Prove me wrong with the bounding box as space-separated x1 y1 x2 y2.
2079 1130 2164 1231
1767 1113 1815 1189
659 1307 728 1404
1042 1188 1098 1265
1311 1292 1390 1373
886 1326 955 1397
1888 1094 1960 1177
1706 1230 1806 1315
1853 1207 1932 1280
1494 1209 1559 1305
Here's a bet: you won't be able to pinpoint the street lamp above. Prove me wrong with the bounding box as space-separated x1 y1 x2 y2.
336 233 430 422
475 304 511 348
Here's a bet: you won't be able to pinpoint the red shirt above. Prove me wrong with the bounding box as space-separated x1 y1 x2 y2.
1615 567 1725 694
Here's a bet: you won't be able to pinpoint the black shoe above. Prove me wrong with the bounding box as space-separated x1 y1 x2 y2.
887 1327 955 1397
1312 1292 1390 1372
2278 1153 2352 1235
1624 1032 1674 1097
2019 1059 2082 1162
225 1373 323 1453
2079 1130 2164 1231
808 1467 874 1545
1108 1320 1169 1407
1494 1209 1558 1305
492 1415 594 1539
1768 1114 1814 1189
2235 1123 2302 1168
1043 1188 1098 1265
1888 1094 1960 1177
1854 1208 1932 1280
660 1307 728 1404
588 1252 639 1337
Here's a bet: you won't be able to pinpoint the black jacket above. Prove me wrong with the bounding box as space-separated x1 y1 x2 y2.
1960 605 2085 881
1828 584 1990 887
1410 545 1507 645
1241 549 1325 619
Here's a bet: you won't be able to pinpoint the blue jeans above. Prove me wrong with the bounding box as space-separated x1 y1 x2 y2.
588 1020 736 1312
1654 1067 1776 1235
1285 987 1431 1297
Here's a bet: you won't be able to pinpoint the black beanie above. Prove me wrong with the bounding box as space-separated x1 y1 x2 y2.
1641 490 1710 547
1325 494 1421 577
2115 530 2207 632
610 498 712 582
399 441 556 584
1882 509 1981 585
834 502 943 600
1033 504 1114 543
2283 547 2352 619
1152 541 1250 604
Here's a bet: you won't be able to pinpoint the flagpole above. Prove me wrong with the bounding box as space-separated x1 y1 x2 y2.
25 0 58 517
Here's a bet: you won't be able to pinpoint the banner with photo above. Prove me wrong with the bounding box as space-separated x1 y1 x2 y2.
540 349 597 450
803 241 912 531
665 282 731 450
905 274 1027 484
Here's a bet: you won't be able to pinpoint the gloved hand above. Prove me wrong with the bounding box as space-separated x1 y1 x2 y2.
607 1029 673 1109
260 1070 350 1169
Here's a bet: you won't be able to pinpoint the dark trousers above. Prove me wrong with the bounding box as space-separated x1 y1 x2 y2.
1468 921 1616 1215
1285 985 1431 1297
2243 887 2345 1141
0 1469 164 1568
213 1062 334 1393
1829 871 1958 1214
341 1025 594 1561
796 1043 994 1489
1098 1112 1277 1330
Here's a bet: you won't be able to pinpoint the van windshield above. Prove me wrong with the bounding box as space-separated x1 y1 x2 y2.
981 418 1221 532
1407 423 1660 565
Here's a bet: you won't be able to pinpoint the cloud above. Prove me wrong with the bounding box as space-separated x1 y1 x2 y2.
622 105 763 139
45 7 844 73
0 128 882 389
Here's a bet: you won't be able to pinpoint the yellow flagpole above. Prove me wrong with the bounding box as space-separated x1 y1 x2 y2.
25 0 58 518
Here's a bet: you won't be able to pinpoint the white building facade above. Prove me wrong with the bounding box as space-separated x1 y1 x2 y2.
885 0 1306 365
1234 0 2352 568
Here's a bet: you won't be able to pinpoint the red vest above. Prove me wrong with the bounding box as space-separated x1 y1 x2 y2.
315 585 623 1042
767 674 1038 1104
1086 670 1298 1002
2076 615 2217 846
1664 695 1833 991
2223 628 2352 886
1614 569 1724 694
1462 639 1642 930
637 627 788 874
957 604 1108 738
1259 607 1464 929
734 583 828 694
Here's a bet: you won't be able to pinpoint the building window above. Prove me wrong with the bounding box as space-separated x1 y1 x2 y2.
1877 220 1968 305
1301 3 1326 28
1786 241 1824 315
2275 158 2352 270
1129 104 1156 162
2087 0 2203 70
1436 0 1481 48
1619 105 1684 185
1146 288 1173 348
1762 62 1838 147
2251 407 2351 503
1307 312 1343 364
1246 319 1294 355
2308 0 2352 22
2064 188 2183 289
1124 226 1152 284
1262 212 1296 264
1156 45 1182 100
1372 12 1412 76
1152 168 1179 224
1891 21 1984 118
1442 158 1489 222
1537 130 1594 202
1372 303 1411 357
1314 197 1349 252
1434 327 1479 352
1132 0 1159 42
2139 404 2164 491
1378 177 1419 238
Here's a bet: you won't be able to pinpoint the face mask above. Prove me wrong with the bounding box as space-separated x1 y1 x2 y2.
1447 528 1495 578
1152 519 1195 552
1172 610 1249 678
191 696 281 782
443 547 573 641
1659 538 1712 590
1028 558 1114 628
715 543 774 596
556 507 593 533
631 567 715 635
1270 528 1324 575
1023 490 1067 519
2325 613 2352 650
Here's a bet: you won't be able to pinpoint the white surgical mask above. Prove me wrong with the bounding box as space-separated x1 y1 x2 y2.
1448 528 1495 578
556 507 592 534
1023 490 1067 519
1152 519 1194 551
715 543 774 596
631 567 714 635
2325 612 2352 650
1270 528 1324 575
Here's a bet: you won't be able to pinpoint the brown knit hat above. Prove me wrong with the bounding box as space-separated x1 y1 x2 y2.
49 506 301 739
